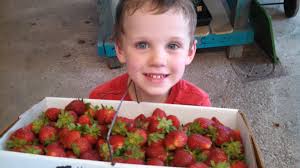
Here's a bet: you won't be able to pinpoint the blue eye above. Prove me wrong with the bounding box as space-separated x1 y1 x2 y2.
168 43 180 50
136 42 149 49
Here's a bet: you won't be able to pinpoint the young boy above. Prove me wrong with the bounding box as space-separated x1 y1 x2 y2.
89 0 211 106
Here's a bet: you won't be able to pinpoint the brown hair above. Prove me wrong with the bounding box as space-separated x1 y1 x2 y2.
113 0 197 42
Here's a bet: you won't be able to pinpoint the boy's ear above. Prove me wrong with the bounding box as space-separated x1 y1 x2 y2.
185 40 197 65
115 40 126 64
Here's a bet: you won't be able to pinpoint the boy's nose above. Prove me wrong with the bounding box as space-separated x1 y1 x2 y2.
149 47 167 67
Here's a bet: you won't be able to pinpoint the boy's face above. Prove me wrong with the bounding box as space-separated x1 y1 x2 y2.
116 6 197 98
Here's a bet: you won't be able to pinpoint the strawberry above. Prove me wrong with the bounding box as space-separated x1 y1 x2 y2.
71 137 92 156
18 145 44 155
77 114 92 125
97 138 110 161
146 144 168 162
125 158 145 165
30 115 49 134
152 108 167 119
62 130 81 149
39 126 57 145
189 162 209 168
6 127 35 149
111 117 133 136
164 130 187 150
194 117 215 129
112 157 126 163
45 108 61 121
173 149 194 167
134 114 150 130
221 141 244 161
45 142 66 157
211 117 224 126
65 99 86 116
55 111 78 129
66 150 77 158
230 160 247 168
109 135 125 151
80 123 100 145
147 132 164 146
80 150 100 160
148 117 175 133
126 129 147 146
215 125 232 146
147 158 165 166
206 148 228 166
124 146 145 160
188 134 212 150
96 105 115 124
230 130 242 143
167 115 180 129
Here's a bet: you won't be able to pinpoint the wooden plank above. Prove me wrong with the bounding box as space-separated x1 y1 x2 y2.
195 26 210 37
203 0 233 34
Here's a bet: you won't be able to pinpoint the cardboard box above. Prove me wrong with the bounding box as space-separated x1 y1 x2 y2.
0 97 264 168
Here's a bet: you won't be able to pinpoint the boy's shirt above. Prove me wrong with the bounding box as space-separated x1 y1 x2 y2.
89 74 211 106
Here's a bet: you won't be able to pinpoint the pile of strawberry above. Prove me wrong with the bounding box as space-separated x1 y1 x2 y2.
5 100 247 168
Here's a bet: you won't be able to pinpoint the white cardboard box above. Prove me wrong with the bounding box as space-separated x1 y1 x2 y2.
0 97 264 168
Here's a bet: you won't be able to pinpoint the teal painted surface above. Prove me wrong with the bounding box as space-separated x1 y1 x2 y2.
98 28 254 57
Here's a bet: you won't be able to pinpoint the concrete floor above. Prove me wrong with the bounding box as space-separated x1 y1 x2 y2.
0 0 299 167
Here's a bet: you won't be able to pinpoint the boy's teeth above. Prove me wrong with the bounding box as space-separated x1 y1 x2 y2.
146 74 166 79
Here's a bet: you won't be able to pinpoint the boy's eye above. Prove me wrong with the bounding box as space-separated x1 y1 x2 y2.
135 42 149 49
167 43 180 50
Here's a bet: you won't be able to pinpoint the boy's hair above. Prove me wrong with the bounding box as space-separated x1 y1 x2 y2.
113 0 197 42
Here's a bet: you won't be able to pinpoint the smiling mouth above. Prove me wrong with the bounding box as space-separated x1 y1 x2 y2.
144 73 169 79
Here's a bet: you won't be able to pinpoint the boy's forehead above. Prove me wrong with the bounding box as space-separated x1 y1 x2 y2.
123 7 189 37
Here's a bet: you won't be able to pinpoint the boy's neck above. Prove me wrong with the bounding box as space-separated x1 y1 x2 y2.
128 80 169 103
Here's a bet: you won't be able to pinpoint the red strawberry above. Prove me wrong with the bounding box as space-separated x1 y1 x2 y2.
83 134 98 146
164 130 187 150
112 157 126 163
124 147 145 160
148 117 175 133
80 150 100 160
78 114 92 125
65 99 86 116
45 108 61 121
109 135 125 151
167 115 180 129
189 162 209 168
39 126 57 145
215 125 232 146
211 117 224 126
134 114 150 130
111 117 133 136
62 130 81 149
66 150 77 158
97 138 110 161
6 127 35 149
152 108 167 119
126 129 147 146
55 111 78 128
96 105 115 124
230 130 242 143
194 117 214 129
173 149 194 167
146 144 168 162
18 145 44 155
71 137 92 156
85 106 97 118
125 158 145 165
188 134 212 150
45 143 66 157
231 160 247 168
147 158 164 166
206 148 228 166
147 132 164 146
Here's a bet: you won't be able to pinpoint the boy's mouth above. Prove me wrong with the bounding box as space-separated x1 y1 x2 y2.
144 73 169 79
